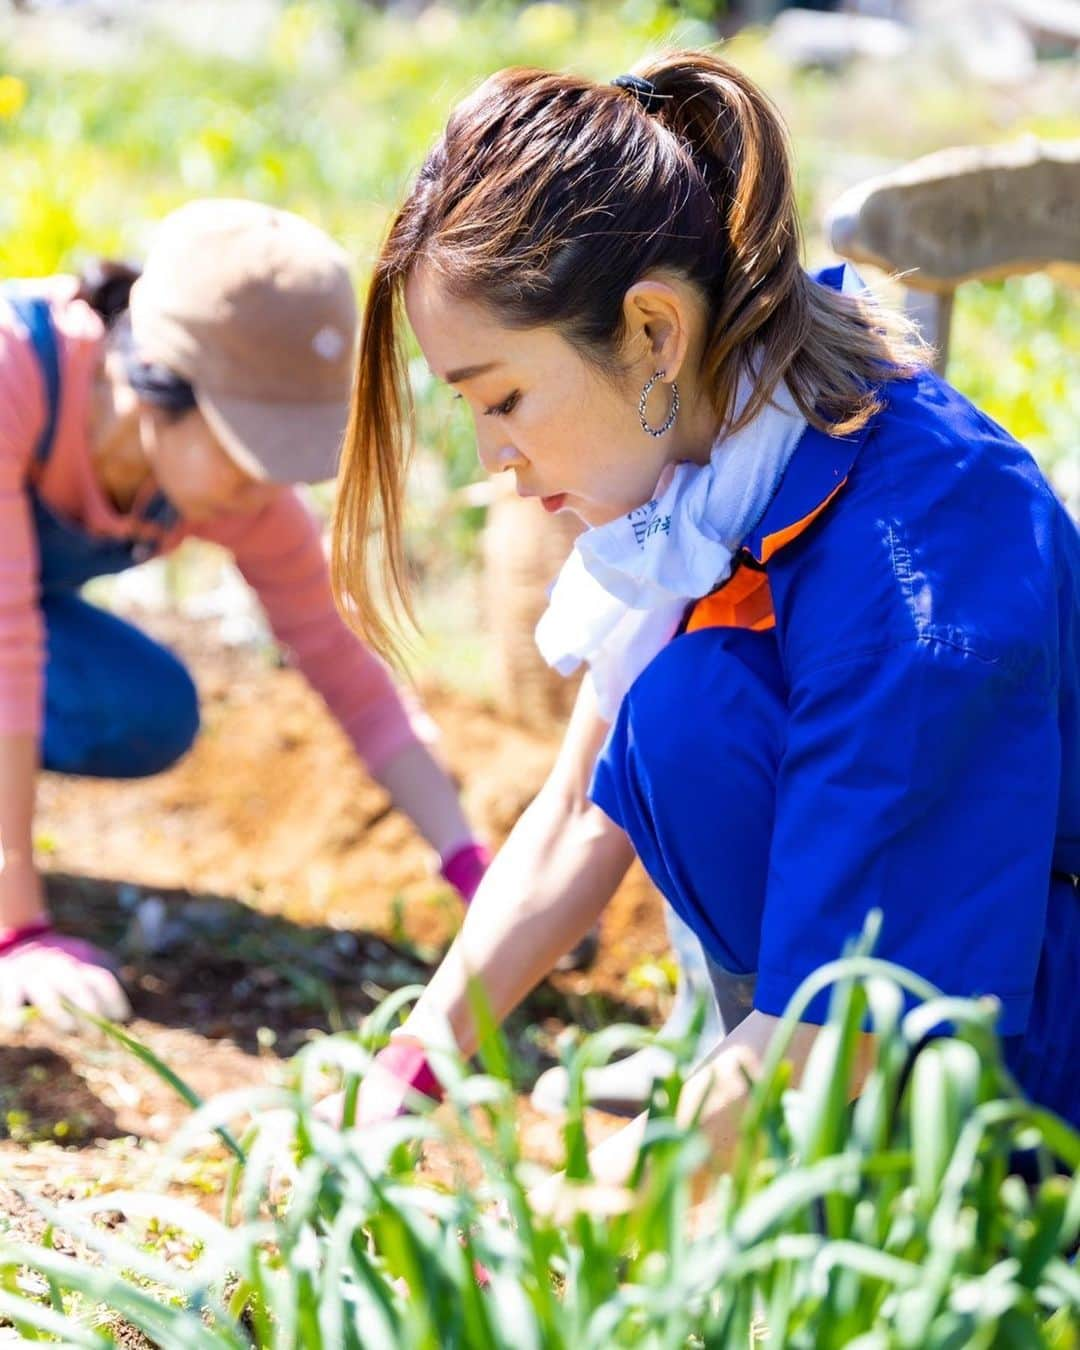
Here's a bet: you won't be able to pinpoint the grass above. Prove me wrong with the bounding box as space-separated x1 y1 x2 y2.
0 913 1076 1346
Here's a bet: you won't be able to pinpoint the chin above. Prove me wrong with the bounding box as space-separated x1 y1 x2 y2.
577 502 627 528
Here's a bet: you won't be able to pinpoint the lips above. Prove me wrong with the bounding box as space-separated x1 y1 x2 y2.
515 484 570 513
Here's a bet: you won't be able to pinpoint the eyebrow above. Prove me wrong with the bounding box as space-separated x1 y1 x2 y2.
443 360 502 385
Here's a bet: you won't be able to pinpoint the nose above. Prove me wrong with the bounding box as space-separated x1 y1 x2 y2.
476 432 525 477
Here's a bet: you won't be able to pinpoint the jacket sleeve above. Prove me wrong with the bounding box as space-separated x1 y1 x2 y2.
754 634 1059 1036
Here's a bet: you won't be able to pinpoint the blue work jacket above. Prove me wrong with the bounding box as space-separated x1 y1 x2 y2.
604 290 1080 1125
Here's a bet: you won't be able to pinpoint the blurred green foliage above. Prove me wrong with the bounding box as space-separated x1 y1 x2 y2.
0 0 1076 506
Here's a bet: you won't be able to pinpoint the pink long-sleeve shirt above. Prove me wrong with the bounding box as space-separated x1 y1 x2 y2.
0 278 433 771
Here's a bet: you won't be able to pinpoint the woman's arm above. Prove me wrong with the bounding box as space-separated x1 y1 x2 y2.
0 731 44 928
202 490 477 857
401 676 635 1056
0 351 48 927
0 308 128 1026
0 729 130 1028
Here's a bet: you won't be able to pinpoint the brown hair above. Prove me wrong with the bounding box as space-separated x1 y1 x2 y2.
76 259 198 416
76 259 142 328
333 49 928 661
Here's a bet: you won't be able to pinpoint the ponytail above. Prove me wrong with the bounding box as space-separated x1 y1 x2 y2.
331 246 416 666
637 51 927 435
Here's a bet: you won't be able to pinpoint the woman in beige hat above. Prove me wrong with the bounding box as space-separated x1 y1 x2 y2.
0 199 488 1029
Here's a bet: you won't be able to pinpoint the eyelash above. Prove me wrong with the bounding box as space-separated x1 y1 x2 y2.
453 391 520 417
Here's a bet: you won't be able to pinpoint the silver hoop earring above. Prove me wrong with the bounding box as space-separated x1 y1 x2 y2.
638 369 679 438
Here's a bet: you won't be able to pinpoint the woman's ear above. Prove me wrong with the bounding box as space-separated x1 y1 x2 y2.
621 277 695 382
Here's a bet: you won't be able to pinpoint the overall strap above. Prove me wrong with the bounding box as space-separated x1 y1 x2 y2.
5 287 182 541
3 290 61 468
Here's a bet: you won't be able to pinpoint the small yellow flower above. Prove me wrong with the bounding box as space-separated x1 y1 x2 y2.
0 74 27 122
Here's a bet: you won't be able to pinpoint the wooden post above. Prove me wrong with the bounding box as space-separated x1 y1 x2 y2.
482 484 583 731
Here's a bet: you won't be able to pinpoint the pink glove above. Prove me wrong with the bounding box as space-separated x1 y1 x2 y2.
439 841 490 905
0 921 131 1031
317 1037 444 1128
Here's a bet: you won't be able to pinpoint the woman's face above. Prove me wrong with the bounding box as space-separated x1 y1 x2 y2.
404 266 708 527
140 407 279 522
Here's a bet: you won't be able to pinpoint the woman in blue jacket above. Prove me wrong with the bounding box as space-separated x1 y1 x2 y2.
327 51 1080 1157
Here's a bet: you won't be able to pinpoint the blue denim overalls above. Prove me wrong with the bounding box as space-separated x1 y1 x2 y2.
6 290 199 777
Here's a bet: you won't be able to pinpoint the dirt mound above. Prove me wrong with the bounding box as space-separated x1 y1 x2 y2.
34 610 667 984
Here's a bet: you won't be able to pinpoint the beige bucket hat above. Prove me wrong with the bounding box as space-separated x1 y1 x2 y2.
129 198 357 485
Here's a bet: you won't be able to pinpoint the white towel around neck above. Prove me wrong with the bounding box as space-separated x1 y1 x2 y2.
534 373 808 721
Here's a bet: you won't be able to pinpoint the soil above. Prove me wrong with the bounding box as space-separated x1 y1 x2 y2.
1 609 669 1246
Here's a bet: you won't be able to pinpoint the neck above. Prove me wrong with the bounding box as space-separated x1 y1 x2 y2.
668 380 724 469
89 348 152 513
673 360 790 471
